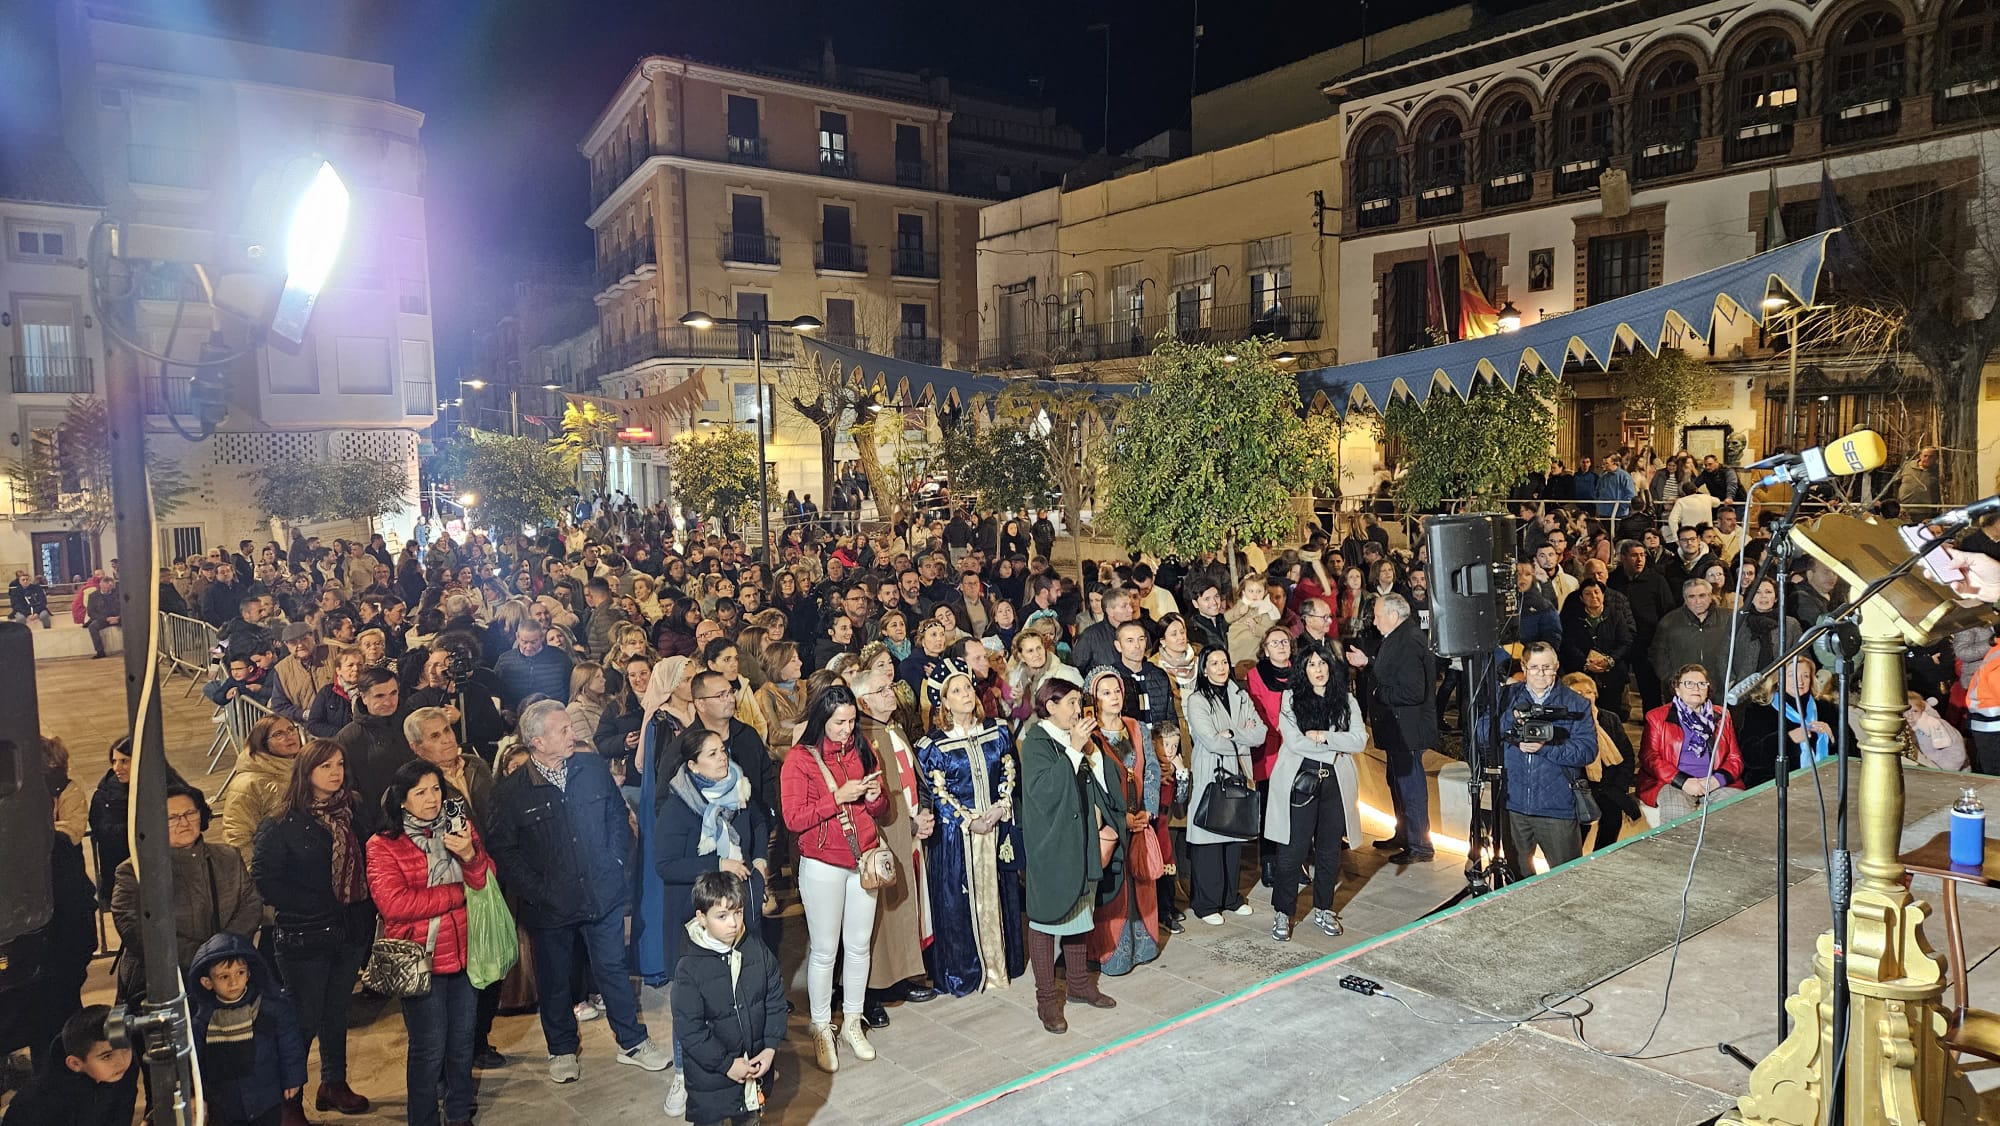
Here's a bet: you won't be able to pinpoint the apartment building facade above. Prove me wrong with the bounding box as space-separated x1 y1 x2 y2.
1326 0 2000 482
0 2 435 578
579 56 985 507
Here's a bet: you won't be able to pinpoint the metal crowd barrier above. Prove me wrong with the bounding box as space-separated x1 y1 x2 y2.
208 689 273 778
158 611 220 695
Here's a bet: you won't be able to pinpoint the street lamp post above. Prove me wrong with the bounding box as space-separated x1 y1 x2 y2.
679 310 821 561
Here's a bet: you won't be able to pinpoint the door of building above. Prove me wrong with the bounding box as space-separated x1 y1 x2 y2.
31 531 90 584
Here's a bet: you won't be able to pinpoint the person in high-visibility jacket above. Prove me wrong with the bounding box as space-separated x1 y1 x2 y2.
1966 633 2000 774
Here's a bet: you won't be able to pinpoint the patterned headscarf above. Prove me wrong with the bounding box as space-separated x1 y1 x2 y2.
922 657 974 731
636 655 691 776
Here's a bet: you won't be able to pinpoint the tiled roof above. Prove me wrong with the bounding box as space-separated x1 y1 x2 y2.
0 135 104 209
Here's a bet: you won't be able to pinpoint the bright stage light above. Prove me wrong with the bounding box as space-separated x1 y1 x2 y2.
269 161 350 345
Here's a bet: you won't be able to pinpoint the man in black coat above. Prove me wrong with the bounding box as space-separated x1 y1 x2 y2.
670 670 779 822
1346 594 1437 863
1070 587 1138 677
1608 539 1679 718
199 562 248 628
1557 579 1636 708
333 668 415 814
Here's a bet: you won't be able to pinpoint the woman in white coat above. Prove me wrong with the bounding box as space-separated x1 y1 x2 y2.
1264 646 1365 942
1183 648 1267 924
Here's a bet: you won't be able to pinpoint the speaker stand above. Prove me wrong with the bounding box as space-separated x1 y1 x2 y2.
1433 650 1514 914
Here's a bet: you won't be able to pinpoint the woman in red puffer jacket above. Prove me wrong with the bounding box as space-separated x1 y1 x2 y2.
368 759 493 1126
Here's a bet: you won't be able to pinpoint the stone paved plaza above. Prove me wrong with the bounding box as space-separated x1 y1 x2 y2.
34 653 1473 1125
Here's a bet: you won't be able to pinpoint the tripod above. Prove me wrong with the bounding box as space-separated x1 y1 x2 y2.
1435 648 1514 912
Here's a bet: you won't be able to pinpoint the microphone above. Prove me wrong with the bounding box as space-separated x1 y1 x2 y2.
1756 429 1888 488
1925 494 2000 528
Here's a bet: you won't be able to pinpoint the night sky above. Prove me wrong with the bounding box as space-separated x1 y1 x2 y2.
23 0 1472 374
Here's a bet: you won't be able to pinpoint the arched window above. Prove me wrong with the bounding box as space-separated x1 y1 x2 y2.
1725 33 1799 161
1636 55 1701 178
1482 95 1536 207
1414 113 1465 217
1826 11 1904 141
1554 77 1612 192
1939 0 2000 120
1354 125 1401 228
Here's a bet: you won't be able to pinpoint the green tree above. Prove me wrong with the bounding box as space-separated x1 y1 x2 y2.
929 416 1054 515
663 428 768 527
1098 339 1336 581
6 395 190 559
255 460 410 532
441 430 571 535
1609 347 1711 452
1379 368 1564 512
992 384 1118 575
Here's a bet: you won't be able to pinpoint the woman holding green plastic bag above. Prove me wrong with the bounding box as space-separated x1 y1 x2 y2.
408 703 515 1070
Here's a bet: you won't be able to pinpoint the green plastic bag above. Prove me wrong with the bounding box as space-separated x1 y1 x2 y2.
464 877 519 990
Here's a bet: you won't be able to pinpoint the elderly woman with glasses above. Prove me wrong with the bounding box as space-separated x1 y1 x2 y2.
1639 663 1744 826
218 715 308 866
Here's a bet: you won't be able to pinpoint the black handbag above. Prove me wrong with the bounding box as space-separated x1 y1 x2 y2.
1193 765 1261 840
1571 775 1601 824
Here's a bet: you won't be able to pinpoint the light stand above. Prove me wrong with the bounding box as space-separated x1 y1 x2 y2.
1433 648 1514 912
678 311 822 566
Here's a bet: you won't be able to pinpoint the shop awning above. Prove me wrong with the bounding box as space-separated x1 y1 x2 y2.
798 335 1145 420
1294 231 1837 414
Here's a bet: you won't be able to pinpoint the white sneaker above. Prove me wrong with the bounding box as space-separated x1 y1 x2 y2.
1232 903 1254 916
1198 913 1224 926
662 1071 687 1116
548 1053 580 1084
589 993 607 1014
573 1000 602 1023
617 1038 672 1072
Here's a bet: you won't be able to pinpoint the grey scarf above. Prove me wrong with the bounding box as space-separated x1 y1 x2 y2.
402 811 465 888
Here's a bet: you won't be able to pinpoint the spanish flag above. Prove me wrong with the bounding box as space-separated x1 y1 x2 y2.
1456 227 1501 339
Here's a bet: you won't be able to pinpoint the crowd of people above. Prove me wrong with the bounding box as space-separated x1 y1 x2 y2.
5 445 1994 1126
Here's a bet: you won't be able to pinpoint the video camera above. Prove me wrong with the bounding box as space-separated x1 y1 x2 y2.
1510 702 1584 745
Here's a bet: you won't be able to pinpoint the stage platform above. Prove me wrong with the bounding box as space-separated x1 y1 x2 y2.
926 765 2000 1126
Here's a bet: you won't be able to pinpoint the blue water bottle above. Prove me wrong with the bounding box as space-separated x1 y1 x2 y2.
1951 788 1986 868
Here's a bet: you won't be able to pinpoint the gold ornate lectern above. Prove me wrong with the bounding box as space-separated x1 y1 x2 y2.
1725 514 1997 1126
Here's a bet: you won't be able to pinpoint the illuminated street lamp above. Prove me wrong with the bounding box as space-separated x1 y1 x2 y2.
1497 301 1523 333
678 310 823 557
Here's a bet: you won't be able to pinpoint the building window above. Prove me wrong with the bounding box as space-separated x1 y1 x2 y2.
1248 236 1293 329
894 124 927 186
1353 125 1401 228
1725 34 1799 162
1414 114 1465 218
818 111 851 176
1379 251 1494 354
334 335 393 394
895 303 938 363
1586 233 1651 305
818 204 859 271
727 195 774 264
726 95 765 163
1059 271 1091 335
395 237 428 315
1826 11 1906 143
1554 78 1613 194
1169 250 1213 339
1109 262 1145 353
11 225 67 259
892 213 933 277
1482 96 1536 207
1939 0 2000 121
823 297 856 346
1636 56 1701 179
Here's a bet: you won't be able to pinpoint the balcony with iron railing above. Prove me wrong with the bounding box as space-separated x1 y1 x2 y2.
595 239 658 291
974 296 1323 369
815 241 868 273
127 144 207 190
583 326 796 383
893 336 943 365
1633 125 1699 180
722 230 780 266
143 374 195 415
1724 108 1796 164
1823 80 1903 146
403 379 435 417
1937 59 2000 124
890 246 939 279
11 355 94 395
895 159 932 188
819 147 853 178
727 135 768 165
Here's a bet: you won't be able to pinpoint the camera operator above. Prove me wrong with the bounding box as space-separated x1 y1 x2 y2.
1500 642 1599 874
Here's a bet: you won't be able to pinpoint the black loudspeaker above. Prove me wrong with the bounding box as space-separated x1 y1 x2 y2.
0 622 52 945
1426 514 1518 657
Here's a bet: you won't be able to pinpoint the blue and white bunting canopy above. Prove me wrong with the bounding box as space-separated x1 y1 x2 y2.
797 335 1146 419
1294 231 1836 414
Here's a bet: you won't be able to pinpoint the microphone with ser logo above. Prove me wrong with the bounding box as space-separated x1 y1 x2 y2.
1751 429 1888 488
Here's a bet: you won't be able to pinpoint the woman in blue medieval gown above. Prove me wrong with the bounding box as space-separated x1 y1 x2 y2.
914 659 1025 996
